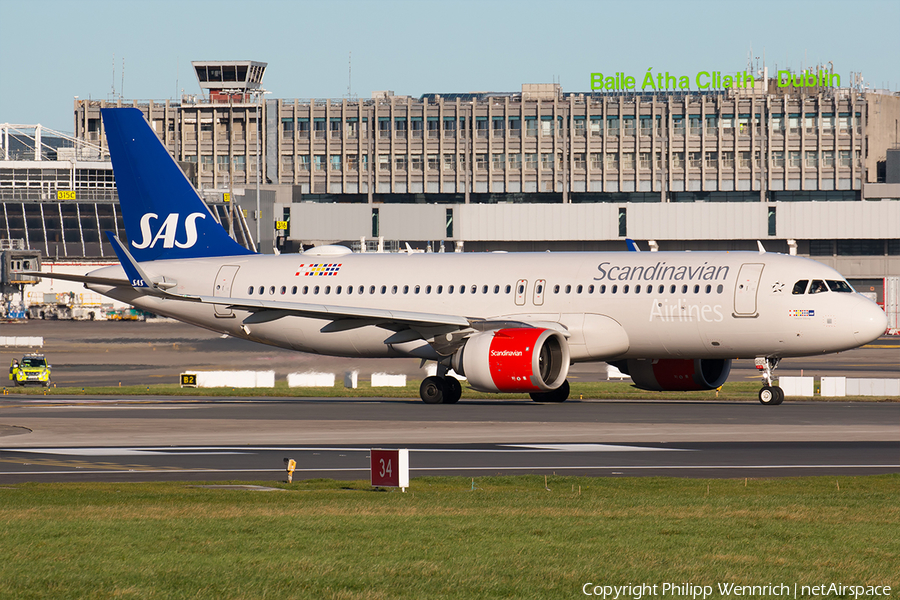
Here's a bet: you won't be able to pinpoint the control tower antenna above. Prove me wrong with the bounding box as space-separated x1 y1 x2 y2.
110 53 116 99
121 57 125 100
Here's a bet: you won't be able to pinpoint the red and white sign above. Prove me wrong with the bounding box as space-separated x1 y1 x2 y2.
370 448 409 489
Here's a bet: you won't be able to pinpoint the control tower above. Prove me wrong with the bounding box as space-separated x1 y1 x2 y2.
192 60 267 102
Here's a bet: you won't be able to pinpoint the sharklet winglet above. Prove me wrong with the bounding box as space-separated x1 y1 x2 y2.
105 231 161 292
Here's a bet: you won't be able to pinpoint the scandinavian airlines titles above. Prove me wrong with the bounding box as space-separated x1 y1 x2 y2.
595 262 729 282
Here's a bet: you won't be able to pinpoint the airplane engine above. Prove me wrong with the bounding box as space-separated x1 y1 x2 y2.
612 358 731 391
451 328 570 393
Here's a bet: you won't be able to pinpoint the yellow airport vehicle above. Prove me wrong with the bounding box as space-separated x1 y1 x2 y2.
9 353 51 387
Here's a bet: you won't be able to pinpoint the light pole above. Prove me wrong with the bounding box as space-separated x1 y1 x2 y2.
252 89 270 253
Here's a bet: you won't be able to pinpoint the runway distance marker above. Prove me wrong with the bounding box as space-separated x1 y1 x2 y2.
370 448 409 491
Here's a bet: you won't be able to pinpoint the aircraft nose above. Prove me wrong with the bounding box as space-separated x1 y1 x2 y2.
853 298 888 345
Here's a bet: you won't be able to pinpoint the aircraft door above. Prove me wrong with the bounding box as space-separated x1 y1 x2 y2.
515 279 527 306
533 279 546 306
733 263 764 317
213 265 240 318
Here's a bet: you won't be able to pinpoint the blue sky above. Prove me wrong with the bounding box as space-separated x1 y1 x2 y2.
1 0 897 133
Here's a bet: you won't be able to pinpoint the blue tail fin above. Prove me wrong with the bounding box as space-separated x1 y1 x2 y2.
101 107 253 262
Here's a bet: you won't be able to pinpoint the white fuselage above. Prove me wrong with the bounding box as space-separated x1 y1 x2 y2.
85 250 887 363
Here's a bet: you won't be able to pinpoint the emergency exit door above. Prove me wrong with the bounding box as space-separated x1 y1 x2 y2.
213 265 240 317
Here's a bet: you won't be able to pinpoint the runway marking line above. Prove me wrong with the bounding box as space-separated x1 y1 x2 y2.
0 457 180 472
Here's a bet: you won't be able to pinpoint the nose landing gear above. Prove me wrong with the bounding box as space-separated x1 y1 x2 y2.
755 357 784 405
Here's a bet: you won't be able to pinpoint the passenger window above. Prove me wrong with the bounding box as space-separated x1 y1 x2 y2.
554 285 560 294
792 280 808 295
402 285 408 294
347 286 352 294
705 285 711 293
280 286 286 295
471 285 477 294
291 286 297 295
494 285 500 293
325 286 331 294
658 285 664 293
681 285 688 294
482 285 488 293
448 285 454 293
612 285 618 294
336 286 342 294
716 285 723 293
269 286 275 295
810 280 828 294
459 285 465 294
635 285 641 293
536 284 544 294
314 286 320 294
588 285 594 293
303 286 309 294
693 285 700 294
565 285 571 294
414 285 420 294
381 285 387 294
369 285 376 294
248 286 254 295
392 285 398 294
647 285 653 294
258 286 264 295
517 284 525 294
505 285 511 293
827 280 853 293
358 286 364 294
437 285 443 294
670 285 676 293
600 285 606 293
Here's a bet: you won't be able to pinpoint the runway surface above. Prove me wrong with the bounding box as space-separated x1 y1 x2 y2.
1 397 898 483
2 321 897 483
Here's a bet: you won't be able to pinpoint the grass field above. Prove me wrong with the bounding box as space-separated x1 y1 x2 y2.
1 475 898 599
3 379 897 402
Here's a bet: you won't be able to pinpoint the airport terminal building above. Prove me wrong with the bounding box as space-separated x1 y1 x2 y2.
2 60 898 308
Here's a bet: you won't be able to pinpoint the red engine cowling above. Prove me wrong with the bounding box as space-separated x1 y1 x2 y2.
613 358 732 391
451 328 570 393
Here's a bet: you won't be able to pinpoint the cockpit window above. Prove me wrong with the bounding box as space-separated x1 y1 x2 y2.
826 280 854 293
809 280 828 294
792 280 808 294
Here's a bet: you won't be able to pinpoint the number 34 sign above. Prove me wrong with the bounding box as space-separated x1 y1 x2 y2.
370 449 409 491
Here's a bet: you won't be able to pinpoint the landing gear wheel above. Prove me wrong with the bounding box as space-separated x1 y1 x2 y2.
530 380 570 403
772 386 784 405
419 376 447 404
442 376 462 404
759 385 784 405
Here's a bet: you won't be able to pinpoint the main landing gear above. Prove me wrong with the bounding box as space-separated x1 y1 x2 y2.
419 375 462 404
756 357 784 405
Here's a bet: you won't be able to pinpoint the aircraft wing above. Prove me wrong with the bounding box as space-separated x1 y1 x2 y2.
20 271 131 288
188 294 472 329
